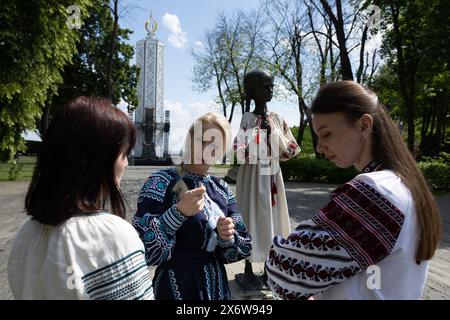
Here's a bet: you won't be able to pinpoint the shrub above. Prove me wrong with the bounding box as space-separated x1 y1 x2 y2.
418 155 450 191
281 153 450 191
8 163 24 181
281 155 358 184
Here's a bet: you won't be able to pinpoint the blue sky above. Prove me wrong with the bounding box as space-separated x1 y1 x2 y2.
118 0 301 152
24 0 381 147
27 0 299 145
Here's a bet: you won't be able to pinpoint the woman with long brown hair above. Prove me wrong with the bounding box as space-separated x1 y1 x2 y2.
8 97 153 300
265 81 441 299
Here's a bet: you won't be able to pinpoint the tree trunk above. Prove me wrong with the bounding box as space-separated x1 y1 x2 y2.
356 25 368 83
420 102 433 155
406 88 417 156
106 0 119 100
297 111 307 144
320 0 353 80
39 103 53 138
214 65 227 118
296 98 309 145
435 98 444 156
228 102 236 123
390 0 416 153
309 116 321 158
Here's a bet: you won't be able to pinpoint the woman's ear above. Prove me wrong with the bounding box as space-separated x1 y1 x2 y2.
360 114 374 136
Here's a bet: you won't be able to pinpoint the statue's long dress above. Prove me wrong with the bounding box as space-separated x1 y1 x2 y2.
234 112 300 263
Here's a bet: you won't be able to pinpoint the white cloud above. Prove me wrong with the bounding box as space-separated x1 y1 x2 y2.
22 130 41 142
365 32 383 55
194 40 204 48
165 99 237 154
187 101 220 113
164 99 301 155
162 13 182 33
273 81 296 103
162 13 187 49
164 100 188 153
117 99 131 117
279 38 290 50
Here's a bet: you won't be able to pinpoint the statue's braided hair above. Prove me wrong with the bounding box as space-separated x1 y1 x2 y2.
243 69 274 137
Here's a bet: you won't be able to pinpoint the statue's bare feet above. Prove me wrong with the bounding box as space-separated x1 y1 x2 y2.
236 272 264 290
254 271 269 290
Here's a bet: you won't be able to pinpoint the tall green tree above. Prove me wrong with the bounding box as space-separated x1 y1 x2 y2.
191 10 266 123
414 0 450 157
260 0 312 144
0 0 91 161
39 0 138 135
375 0 450 156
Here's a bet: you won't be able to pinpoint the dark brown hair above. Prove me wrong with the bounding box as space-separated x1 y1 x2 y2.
25 96 136 226
311 81 441 263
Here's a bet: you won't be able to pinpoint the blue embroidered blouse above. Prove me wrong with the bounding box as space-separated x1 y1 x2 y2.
132 167 252 300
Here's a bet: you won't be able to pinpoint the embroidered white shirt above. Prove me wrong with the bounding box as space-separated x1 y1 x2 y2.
8 212 153 300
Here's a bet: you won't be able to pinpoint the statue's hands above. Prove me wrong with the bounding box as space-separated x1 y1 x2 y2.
176 185 206 217
217 217 235 241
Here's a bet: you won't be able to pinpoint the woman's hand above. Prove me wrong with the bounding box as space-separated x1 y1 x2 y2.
176 185 206 217
217 217 235 241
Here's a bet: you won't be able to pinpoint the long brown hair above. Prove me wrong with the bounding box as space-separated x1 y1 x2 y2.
25 96 136 226
311 81 441 263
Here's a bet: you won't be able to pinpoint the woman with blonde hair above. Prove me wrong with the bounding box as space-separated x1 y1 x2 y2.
133 112 252 300
265 81 441 300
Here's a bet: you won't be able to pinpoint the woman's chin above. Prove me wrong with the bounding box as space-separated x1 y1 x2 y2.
334 162 353 169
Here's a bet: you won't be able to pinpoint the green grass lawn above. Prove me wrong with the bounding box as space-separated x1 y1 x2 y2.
212 164 232 169
0 156 36 181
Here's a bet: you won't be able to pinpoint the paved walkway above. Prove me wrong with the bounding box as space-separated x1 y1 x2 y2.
0 166 449 299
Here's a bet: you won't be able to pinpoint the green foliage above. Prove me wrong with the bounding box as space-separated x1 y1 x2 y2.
373 0 450 157
418 153 450 191
8 163 24 181
0 0 92 161
280 154 358 184
280 151 450 191
290 125 315 155
0 156 36 181
39 0 139 135
22 141 42 156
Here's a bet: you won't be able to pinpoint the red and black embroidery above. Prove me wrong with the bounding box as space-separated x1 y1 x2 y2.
313 179 405 269
267 249 361 283
285 229 343 252
268 281 310 300
281 141 300 161
361 160 384 173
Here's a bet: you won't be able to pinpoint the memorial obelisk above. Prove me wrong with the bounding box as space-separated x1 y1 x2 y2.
134 13 170 163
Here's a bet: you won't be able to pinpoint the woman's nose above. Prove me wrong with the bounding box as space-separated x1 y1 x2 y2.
316 139 325 154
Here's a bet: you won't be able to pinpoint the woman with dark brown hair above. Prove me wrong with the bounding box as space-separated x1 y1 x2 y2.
8 97 153 300
265 81 441 300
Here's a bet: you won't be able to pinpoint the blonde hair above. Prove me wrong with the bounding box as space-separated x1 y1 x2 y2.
193 112 231 149
173 112 231 196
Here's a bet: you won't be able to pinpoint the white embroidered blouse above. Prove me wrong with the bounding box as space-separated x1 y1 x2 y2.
8 212 153 300
265 168 430 300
